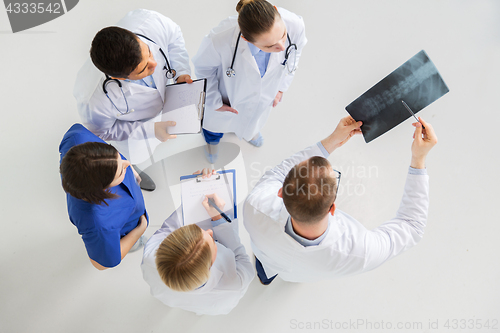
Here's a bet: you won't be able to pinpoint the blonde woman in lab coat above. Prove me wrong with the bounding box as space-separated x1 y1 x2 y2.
192 0 307 162
141 170 253 315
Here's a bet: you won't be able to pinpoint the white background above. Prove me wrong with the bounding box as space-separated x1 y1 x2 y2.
0 0 499 332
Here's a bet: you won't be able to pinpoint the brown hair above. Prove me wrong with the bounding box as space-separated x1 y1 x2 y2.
90 26 142 78
156 224 212 292
236 0 280 43
60 142 119 205
282 156 338 224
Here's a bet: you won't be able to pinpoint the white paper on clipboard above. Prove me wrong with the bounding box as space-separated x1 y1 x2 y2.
161 79 206 134
161 104 200 134
180 172 235 225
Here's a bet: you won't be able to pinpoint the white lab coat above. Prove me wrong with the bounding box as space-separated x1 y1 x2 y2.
141 209 254 316
243 144 430 283
73 9 191 142
192 8 307 141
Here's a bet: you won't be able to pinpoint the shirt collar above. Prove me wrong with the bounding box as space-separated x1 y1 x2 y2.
284 217 331 247
247 42 262 57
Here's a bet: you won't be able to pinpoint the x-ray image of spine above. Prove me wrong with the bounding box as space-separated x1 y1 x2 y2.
346 50 449 143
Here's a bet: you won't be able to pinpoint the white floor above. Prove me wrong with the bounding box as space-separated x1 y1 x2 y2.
1 1 499 332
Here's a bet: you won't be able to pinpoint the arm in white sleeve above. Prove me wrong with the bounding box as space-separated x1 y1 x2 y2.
79 98 159 142
212 220 254 287
279 15 307 92
192 37 224 110
362 170 429 271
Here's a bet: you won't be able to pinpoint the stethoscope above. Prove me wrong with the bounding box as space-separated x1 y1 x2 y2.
102 33 176 116
226 32 297 78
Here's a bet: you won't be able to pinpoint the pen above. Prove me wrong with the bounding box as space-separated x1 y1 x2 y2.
207 197 232 223
401 100 425 129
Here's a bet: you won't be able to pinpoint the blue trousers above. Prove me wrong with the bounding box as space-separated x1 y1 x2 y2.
202 128 224 144
255 256 278 285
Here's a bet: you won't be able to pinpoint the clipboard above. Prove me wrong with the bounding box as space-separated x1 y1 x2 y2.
180 169 237 225
160 78 207 135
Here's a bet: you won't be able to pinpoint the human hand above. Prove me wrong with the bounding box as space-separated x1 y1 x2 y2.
202 193 226 220
411 117 437 169
321 116 363 153
154 121 178 142
177 74 193 84
216 104 238 114
192 168 216 178
136 214 148 234
273 91 283 107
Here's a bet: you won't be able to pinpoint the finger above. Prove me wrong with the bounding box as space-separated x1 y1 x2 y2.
413 123 423 141
166 121 177 127
418 117 436 139
347 120 362 130
169 134 177 140
193 170 201 175
202 197 209 208
230 108 239 114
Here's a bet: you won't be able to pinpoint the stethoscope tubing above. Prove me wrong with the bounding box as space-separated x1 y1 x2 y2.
102 33 176 115
226 31 297 78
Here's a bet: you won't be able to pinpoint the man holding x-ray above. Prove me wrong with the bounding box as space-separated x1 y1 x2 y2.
244 116 437 285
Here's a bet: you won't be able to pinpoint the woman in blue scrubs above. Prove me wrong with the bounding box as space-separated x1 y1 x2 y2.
59 124 148 270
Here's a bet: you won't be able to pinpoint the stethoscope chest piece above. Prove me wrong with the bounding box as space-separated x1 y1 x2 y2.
165 68 176 79
226 68 236 78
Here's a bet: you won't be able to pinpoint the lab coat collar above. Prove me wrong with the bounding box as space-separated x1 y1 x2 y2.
231 29 260 75
187 258 224 294
137 36 167 103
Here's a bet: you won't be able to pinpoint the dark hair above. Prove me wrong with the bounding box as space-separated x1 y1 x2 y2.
60 142 119 205
282 156 337 224
90 26 142 78
236 0 280 43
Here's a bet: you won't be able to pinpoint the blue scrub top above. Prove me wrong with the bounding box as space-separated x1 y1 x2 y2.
59 124 148 268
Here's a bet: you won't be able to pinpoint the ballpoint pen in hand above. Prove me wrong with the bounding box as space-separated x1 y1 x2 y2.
402 100 425 129
207 197 232 223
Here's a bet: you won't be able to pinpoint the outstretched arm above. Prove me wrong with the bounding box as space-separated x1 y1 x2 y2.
363 117 437 271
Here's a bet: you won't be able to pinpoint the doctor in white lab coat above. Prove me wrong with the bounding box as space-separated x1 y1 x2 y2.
192 0 307 150
243 116 438 284
141 172 254 315
73 9 192 144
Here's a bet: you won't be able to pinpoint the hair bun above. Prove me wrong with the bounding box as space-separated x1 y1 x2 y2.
236 0 255 13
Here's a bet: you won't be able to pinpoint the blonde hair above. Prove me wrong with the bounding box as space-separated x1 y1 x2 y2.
236 0 280 43
155 224 212 292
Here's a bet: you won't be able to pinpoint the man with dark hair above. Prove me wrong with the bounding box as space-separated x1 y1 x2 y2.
243 115 438 285
74 9 192 190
